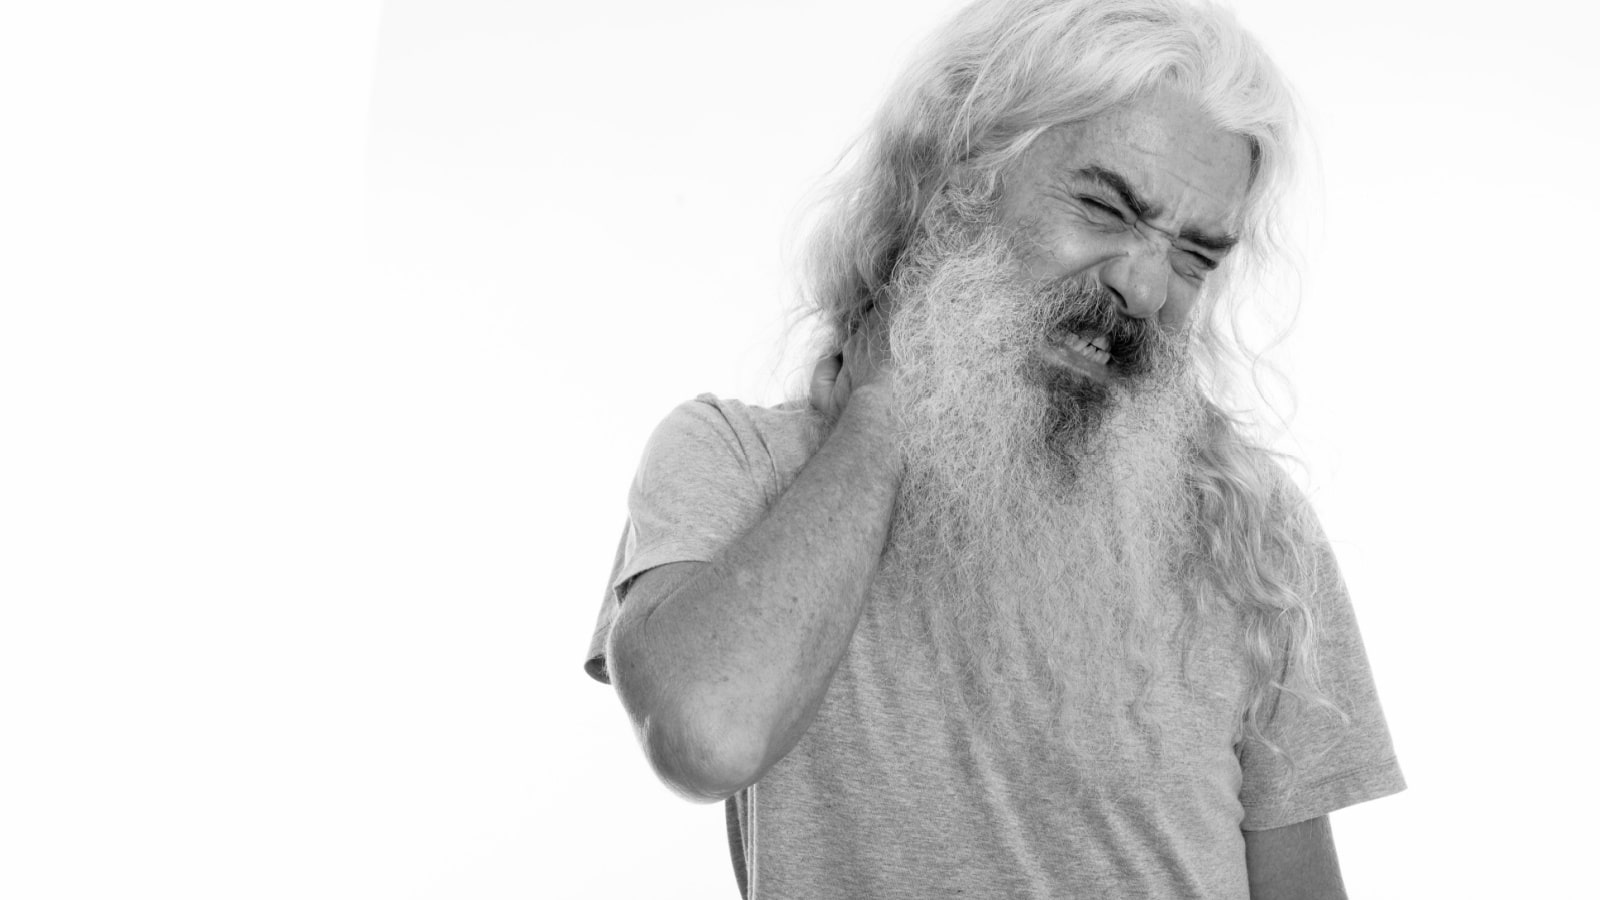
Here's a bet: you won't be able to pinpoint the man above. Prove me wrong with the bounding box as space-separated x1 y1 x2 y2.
583 0 1405 896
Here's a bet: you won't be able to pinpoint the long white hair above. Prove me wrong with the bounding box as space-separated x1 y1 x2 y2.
797 0 1346 786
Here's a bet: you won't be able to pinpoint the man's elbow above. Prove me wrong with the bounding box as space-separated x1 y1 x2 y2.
608 641 766 801
637 705 765 803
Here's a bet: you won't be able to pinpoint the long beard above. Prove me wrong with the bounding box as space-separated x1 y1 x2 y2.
875 220 1208 753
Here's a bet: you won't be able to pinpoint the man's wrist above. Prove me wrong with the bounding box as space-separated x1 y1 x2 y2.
835 383 903 480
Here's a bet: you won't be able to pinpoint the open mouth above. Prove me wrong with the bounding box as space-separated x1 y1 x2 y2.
1039 327 1113 382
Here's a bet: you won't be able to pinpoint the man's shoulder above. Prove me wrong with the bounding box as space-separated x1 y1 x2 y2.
648 392 826 483
668 392 821 443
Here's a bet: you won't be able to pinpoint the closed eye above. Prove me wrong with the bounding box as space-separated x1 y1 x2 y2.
1174 249 1218 281
1078 195 1129 223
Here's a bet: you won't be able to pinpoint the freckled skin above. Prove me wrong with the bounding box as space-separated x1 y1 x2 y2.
995 89 1255 329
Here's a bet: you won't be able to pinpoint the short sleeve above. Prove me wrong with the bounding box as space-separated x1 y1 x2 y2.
582 396 776 684
1238 515 1407 829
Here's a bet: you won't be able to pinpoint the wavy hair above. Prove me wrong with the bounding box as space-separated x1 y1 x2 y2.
796 0 1346 785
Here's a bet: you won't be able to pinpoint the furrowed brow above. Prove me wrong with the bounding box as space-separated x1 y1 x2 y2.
1074 166 1154 219
1178 227 1239 256
1074 165 1240 256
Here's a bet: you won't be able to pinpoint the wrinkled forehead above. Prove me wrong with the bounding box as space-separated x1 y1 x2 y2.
1013 90 1256 234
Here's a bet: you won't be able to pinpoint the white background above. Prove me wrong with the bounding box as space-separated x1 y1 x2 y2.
3 1 1596 897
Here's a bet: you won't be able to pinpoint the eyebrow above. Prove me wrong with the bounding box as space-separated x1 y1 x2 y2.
1071 165 1240 256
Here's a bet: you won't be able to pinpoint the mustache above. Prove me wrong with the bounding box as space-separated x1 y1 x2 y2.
1040 278 1170 377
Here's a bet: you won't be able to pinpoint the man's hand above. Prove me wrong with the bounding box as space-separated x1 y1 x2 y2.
611 309 906 803
810 306 893 420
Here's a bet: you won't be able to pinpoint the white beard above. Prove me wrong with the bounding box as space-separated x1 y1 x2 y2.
873 220 1209 753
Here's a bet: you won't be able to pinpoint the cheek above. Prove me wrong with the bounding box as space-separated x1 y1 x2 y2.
1012 222 1103 284
1004 221 1069 283
1017 241 1067 284
1158 283 1201 327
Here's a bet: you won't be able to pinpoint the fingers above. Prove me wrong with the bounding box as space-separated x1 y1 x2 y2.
843 309 891 390
809 353 844 416
812 306 894 420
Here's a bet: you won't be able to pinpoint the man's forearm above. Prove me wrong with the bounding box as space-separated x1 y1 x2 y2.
609 385 902 799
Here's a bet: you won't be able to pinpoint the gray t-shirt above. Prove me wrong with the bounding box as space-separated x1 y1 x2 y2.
585 394 1405 899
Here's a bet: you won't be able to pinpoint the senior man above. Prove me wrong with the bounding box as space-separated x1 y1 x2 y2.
583 0 1405 896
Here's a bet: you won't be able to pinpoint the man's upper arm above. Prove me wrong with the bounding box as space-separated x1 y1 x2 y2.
610 561 708 651
583 396 772 684
1237 493 1405 827
605 560 711 718
1243 815 1347 900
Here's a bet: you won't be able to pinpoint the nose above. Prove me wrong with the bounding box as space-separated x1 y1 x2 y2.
1100 237 1169 320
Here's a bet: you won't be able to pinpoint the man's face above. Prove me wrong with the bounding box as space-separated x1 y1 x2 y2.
994 88 1253 386
877 91 1254 739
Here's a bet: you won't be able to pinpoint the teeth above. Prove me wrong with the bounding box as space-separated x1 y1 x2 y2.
1062 330 1110 365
